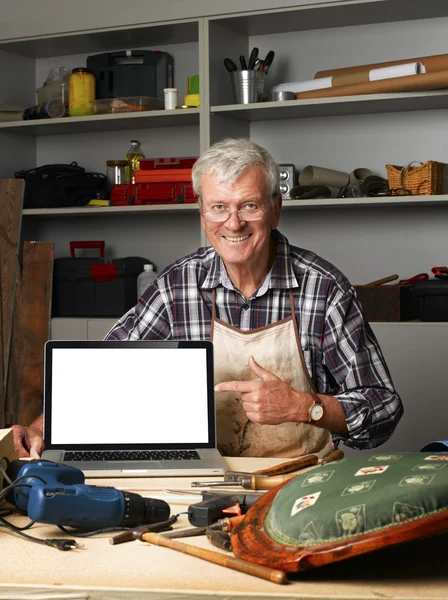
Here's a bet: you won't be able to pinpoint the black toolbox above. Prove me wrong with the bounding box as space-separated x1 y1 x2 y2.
52 241 151 317
86 50 173 102
413 279 448 321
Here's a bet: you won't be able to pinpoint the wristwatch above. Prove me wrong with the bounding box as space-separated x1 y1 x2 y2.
308 396 324 424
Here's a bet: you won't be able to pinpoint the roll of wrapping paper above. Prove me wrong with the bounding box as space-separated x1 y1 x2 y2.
296 69 448 100
331 62 425 87
271 62 424 95
314 53 448 79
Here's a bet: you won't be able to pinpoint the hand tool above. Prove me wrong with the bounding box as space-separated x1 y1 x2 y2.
6 459 170 530
162 526 207 539
263 50 275 74
206 528 232 551
209 515 245 532
188 491 262 527
398 272 429 285
365 274 399 286
110 516 178 545
224 452 319 481
247 47 259 70
239 55 247 70
223 57 238 73
321 448 345 464
191 472 300 490
142 531 287 584
192 449 344 490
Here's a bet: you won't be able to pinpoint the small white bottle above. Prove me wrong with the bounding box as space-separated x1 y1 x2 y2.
137 263 157 298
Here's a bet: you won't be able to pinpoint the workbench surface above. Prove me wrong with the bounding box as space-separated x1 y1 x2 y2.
1 457 447 600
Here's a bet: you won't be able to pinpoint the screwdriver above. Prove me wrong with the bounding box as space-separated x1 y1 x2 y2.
191 472 300 490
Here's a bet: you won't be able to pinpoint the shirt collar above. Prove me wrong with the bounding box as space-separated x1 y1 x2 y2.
201 229 299 292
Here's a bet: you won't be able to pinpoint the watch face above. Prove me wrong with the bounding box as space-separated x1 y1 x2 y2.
310 403 324 421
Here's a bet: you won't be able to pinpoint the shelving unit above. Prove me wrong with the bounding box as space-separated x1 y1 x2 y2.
2 0 448 450
1 0 448 291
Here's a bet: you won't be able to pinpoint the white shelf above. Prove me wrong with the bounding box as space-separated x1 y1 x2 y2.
0 109 200 137
211 91 448 122
282 194 448 209
22 195 448 217
22 203 200 218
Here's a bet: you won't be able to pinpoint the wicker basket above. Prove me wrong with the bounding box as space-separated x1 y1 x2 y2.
386 160 445 195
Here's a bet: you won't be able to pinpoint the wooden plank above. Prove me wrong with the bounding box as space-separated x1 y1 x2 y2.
6 241 54 426
0 179 24 428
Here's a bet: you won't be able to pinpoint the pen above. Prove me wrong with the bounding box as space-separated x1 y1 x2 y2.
223 57 237 73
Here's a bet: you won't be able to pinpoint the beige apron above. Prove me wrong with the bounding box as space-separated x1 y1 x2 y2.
211 290 333 458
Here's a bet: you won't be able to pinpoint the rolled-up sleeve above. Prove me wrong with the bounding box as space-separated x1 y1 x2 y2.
321 287 403 450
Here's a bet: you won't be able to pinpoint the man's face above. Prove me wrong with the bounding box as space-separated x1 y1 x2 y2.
200 166 281 269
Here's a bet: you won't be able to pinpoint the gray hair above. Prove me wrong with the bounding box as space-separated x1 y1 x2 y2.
192 138 280 206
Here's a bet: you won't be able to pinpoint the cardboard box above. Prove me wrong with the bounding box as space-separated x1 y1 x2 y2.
354 285 418 322
0 429 18 489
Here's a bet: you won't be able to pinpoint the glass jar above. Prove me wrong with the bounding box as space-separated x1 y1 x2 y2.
68 68 95 116
106 160 129 189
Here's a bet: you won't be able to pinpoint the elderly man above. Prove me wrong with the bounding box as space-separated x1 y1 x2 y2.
12 138 403 459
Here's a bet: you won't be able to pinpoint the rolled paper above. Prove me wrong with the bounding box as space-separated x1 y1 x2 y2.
296 69 448 100
332 62 425 87
314 53 448 79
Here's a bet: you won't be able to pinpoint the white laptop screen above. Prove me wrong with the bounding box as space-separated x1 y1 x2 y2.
44 341 215 450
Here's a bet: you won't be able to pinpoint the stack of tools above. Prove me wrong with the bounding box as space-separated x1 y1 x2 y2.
110 156 197 206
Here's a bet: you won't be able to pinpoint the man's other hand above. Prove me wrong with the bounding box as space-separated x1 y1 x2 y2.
11 424 44 458
214 355 308 425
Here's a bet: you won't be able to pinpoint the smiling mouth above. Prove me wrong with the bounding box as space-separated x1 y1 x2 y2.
223 235 251 242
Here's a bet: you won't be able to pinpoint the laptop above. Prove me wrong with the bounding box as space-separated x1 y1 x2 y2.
42 340 227 477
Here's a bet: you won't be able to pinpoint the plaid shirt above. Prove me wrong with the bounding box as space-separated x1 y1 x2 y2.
106 230 403 450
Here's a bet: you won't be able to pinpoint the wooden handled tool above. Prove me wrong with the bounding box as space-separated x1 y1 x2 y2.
226 453 319 481
142 531 287 584
365 274 399 286
321 448 344 464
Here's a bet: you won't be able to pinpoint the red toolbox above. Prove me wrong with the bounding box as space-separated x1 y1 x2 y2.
110 182 197 205
136 182 197 204
134 168 193 183
139 157 197 170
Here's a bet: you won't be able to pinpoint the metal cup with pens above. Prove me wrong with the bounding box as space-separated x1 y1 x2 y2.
225 49 274 105
230 70 265 104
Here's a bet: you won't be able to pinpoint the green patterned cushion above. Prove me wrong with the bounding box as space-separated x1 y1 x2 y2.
264 452 448 547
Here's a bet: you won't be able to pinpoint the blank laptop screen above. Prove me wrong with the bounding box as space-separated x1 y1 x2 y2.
44 342 214 449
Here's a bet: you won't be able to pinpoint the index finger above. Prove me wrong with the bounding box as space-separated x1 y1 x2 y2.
214 381 256 393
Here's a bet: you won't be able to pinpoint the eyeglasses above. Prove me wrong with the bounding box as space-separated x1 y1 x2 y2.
202 203 269 223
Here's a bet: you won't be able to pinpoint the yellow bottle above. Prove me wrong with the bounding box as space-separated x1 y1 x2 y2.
68 68 95 117
125 140 145 184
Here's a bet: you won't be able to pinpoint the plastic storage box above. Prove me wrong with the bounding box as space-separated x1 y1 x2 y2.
93 96 163 114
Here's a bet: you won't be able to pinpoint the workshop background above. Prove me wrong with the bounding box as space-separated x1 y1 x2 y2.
0 0 447 453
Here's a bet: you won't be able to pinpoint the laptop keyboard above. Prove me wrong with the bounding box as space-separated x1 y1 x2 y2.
64 450 201 461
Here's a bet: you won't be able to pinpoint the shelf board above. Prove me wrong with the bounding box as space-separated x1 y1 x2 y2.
281 195 448 210
0 109 200 136
23 204 200 218
22 195 448 217
213 0 448 37
0 21 198 58
211 90 448 122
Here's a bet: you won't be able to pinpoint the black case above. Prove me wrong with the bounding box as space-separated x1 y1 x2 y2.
413 280 448 321
53 255 151 317
86 50 173 102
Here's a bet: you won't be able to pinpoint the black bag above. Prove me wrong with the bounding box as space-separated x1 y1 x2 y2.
15 162 108 209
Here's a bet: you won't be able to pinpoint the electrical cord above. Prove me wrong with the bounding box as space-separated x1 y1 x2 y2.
0 476 82 550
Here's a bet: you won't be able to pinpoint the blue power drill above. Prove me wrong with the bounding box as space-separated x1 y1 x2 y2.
6 459 170 529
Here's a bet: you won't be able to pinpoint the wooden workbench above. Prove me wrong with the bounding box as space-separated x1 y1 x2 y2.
1 457 447 600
